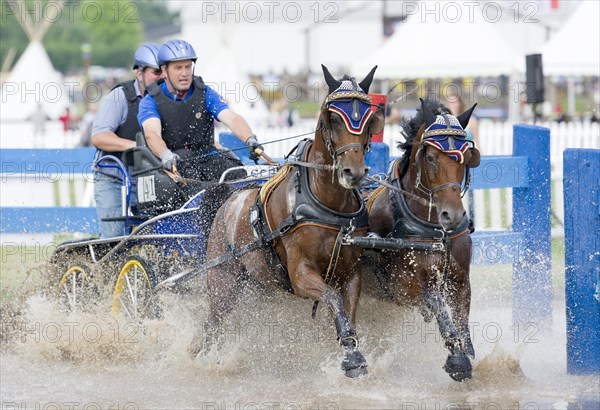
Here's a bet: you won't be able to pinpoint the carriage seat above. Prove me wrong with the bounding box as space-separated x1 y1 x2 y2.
121 132 187 217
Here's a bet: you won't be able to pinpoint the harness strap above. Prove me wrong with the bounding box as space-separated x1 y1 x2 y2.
311 226 347 319
286 160 336 171
335 143 364 156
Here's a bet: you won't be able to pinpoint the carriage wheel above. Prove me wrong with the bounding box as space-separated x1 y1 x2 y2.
58 261 94 313
111 255 159 320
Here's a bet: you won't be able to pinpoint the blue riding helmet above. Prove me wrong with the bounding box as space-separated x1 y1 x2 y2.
132 43 161 70
158 39 197 66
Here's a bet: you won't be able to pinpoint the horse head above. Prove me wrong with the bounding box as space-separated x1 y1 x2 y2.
412 98 480 231
316 65 384 189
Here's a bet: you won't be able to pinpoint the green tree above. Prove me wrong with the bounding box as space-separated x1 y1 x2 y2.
76 0 143 70
1 0 179 73
0 0 30 70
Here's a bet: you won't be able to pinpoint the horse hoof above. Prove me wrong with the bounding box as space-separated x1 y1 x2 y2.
342 350 368 378
444 354 472 382
345 366 368 378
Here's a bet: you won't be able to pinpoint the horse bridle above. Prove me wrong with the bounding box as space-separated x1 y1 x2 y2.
413 116 475 220
321 78 375 168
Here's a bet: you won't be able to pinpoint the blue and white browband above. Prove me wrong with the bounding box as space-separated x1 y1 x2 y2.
422 114 472 164
326 80 373 135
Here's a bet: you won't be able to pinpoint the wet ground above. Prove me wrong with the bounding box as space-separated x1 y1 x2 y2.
1 263 599 410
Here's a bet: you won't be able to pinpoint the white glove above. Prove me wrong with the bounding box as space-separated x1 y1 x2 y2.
159 149 180 171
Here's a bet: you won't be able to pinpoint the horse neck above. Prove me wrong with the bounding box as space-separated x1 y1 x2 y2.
308 128 359 212
401 134 440 224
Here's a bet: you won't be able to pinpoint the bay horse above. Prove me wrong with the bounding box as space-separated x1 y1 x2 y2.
365 98 480 381
191 65 384 377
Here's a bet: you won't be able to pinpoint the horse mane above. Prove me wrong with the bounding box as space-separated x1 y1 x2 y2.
397 98 452 177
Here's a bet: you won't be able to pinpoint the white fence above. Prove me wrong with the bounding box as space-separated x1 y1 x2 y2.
2 120 598 237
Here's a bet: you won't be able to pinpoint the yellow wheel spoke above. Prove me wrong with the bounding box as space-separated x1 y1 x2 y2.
112 257 155 320
59 265 91 313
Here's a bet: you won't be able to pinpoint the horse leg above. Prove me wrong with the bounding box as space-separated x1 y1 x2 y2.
325 288 368 378
189 261 245 358
446 272 475 359
290 266 367 378
339 270 368 378
422 287 472 381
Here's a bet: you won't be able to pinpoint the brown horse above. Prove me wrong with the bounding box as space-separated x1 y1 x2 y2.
191 65 384 377
365 98 480 381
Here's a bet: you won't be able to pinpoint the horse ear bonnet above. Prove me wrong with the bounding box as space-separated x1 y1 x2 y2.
358 66 378 94
456 103 477 129
420 98 438 128
322 64 343 95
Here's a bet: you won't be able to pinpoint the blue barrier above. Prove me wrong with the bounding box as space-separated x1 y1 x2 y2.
564 148 600 375
218 133 254 165
0 207 98 234
0 148 95 174
506 125 552 324
0 147 98 235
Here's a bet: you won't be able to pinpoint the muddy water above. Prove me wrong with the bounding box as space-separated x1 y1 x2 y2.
1 266 599 410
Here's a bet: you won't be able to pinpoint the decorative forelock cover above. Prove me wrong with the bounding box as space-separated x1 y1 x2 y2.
421 114 472 164
326 80 373 135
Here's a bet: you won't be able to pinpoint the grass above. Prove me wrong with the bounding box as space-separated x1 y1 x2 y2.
291 100 321 119
0 244 52 300
0 238 567 302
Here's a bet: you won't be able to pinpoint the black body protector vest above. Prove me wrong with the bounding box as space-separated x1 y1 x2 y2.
147 76 215 154
93 80 141 176
96 80 141 157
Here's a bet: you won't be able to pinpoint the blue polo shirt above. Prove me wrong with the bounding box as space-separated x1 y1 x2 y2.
137 80 229 127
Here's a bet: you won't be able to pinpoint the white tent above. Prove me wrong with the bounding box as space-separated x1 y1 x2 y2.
195 28 271 128
539 1 600 77
353 6 524 79
0 41 68 121
200 47 271 128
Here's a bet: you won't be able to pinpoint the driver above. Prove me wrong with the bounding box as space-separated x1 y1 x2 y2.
137 39 263 182
91 43 163 237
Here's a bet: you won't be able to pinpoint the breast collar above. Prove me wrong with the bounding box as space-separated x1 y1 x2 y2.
290 140 369 230
388 158 471 240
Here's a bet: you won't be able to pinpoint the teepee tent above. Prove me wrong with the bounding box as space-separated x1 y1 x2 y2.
1 41 68 120
0 3 69 121
539 1 600 76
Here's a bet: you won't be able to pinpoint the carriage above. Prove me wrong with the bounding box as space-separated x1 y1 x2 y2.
50 66 480 381
51 132 278 320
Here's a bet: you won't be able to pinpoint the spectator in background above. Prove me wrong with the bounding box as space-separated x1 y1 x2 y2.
444 90 481 151
384 103 401 125
59 107 71 133
29 103 50 136
76 103 98 147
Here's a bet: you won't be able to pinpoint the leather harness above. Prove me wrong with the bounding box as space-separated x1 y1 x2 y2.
249 140 369 285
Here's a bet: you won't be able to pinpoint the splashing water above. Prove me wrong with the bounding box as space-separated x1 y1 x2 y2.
1 262 598 410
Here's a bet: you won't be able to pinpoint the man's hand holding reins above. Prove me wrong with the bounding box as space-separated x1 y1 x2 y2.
245 135 264 162
160 149 180 171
